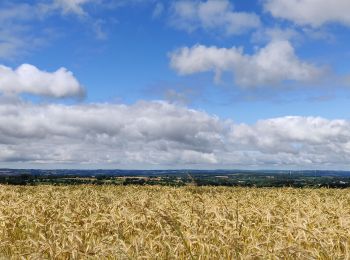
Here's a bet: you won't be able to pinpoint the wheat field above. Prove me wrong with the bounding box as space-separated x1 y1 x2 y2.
0 185 350 259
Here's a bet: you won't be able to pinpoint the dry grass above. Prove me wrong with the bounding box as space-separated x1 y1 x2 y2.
0 185 350 259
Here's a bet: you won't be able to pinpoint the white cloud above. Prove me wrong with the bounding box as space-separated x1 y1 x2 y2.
52 0 96 16
0 1 89 60
152 2 164 18
264 0 350 27
170 40 323 87
170 0 260 35
0 99 350 168
252 27 300 43
0 100 225 166
0 3 48 59
0 0 158 59
0 0 107 59
0 64 84 98
229 116 350 167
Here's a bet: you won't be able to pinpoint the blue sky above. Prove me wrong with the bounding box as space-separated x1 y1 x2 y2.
1 0 350 169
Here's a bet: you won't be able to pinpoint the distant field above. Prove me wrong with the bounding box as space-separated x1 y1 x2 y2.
0 186 349 259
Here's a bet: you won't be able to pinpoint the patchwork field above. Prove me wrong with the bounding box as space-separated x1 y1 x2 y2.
0 185 349 259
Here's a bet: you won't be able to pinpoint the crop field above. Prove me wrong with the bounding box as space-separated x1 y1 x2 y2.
0 185 350 259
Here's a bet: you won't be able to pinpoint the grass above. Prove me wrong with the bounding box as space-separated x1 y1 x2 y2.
0 185 350 259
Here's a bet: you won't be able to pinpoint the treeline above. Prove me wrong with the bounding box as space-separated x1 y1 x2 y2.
193 177 350 188
1 174 350 188
0 175 186 187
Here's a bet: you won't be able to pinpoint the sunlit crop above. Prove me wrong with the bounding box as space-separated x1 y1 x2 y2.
0 185 350 259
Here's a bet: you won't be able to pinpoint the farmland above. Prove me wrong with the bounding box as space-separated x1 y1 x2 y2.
1 185 350 259
1 169 350 187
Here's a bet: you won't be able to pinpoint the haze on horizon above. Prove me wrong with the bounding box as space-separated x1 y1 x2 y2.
0 0 350 170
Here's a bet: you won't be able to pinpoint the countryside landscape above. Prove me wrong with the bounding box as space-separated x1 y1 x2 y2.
1 169 350 258
1 0 350 258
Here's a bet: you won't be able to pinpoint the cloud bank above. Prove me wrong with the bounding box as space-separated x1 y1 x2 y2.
0 64 84 98
170 40 323 87
1 99 350 168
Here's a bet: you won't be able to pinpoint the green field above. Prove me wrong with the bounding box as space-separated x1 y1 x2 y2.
1 185 350 259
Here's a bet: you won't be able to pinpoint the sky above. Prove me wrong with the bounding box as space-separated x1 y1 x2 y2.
1 0 350 169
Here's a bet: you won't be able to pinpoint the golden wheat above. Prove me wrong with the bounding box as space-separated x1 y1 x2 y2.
0 185 349 259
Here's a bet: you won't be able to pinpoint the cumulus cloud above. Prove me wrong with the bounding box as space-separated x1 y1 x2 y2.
170 0 260 35
170 40 323 87
229 116 350 167
264 0 350 27
0 99 350 168
0 64 84 98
